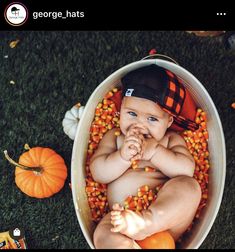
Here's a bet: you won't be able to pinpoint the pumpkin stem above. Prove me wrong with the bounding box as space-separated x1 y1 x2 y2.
4 150 42 173
75 102 81 108
24 143 31 150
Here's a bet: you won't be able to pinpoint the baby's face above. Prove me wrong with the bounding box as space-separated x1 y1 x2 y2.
119 96 173 141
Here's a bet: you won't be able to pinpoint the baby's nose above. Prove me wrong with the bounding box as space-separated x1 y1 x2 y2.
132 123 148 134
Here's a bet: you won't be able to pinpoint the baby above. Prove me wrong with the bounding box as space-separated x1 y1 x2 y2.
90 64 201 249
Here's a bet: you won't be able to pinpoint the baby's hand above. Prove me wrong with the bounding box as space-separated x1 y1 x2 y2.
142 137 159 161
120 126 144 161
110 203 147 240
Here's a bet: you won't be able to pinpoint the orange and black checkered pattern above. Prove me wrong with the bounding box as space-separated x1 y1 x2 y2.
164 69 185 115
162 69 198 131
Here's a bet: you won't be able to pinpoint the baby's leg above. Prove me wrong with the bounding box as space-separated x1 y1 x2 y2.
143 175 201 241
93 212 141 249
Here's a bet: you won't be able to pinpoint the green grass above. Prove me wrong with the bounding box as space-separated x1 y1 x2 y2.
0 31 234 249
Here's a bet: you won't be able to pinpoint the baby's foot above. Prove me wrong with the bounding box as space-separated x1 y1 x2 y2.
110 203 127 233
110 203 147 240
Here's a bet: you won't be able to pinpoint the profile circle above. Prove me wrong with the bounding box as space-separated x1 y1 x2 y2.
4 2 28 26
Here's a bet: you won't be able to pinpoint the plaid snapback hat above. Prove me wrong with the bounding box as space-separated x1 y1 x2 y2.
121 64 198 131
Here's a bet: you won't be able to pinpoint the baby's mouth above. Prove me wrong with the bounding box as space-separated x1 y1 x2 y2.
129 125 152 138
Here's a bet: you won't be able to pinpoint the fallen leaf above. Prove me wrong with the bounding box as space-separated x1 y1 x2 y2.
186 31 226 37
149 49 157 55
231 103 235 109
52 235 59 241
9 39 20 48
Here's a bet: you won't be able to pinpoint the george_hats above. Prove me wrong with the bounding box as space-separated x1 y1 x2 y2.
121 64 198 131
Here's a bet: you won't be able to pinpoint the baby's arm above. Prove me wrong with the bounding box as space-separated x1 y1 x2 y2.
149 132 195 177
90 127 143 184
90 128 130 184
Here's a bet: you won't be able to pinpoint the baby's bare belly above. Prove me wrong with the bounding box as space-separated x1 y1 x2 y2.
107 168 168 207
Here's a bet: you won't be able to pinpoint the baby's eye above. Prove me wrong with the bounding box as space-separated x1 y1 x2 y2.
148 116 158 122
128 111 137 117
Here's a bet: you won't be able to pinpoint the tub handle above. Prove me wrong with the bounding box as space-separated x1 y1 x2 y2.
141 54 179 65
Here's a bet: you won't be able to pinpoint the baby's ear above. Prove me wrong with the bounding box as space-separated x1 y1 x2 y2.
167 116 174 128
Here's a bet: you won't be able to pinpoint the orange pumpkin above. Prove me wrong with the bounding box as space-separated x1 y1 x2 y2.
4 147 67 198
136 231 175 249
